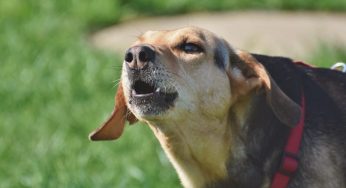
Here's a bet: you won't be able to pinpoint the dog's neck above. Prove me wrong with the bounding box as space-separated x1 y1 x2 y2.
146 97 252 188
146 92 288 188
147 117 231 188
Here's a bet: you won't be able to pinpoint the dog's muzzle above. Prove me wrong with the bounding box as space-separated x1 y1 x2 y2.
124 45 178 115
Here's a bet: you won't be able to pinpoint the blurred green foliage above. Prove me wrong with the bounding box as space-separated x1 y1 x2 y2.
0 0 345 187
120 0 346 17
308 45 346 67
0 1 180 187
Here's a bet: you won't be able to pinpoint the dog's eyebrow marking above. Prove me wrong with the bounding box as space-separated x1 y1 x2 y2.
198 32 207 42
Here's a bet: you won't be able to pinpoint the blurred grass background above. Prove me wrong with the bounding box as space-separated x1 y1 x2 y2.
0 0 345 187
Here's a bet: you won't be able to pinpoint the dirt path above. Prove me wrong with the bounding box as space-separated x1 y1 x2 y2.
90 11 346 59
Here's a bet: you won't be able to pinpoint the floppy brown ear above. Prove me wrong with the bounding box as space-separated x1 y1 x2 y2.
227 50 301 127
89 81 137 141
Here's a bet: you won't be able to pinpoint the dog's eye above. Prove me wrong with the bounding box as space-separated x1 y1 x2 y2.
180 43 203 53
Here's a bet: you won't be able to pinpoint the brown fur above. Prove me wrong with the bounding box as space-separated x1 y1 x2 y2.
90 27 346 188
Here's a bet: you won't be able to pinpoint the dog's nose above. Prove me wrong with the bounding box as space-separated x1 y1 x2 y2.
124 45 155 70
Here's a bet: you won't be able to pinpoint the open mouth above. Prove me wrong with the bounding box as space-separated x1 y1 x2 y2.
130 80 178 113
132 80 158 97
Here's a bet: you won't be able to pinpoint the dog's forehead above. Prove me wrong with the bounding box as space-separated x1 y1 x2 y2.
137 27 219 46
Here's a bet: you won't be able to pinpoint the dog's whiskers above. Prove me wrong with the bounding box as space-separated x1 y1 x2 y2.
111 65 123 71
113 79 121 88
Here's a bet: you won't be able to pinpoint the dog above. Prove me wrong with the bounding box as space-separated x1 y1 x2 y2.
89 27 346 188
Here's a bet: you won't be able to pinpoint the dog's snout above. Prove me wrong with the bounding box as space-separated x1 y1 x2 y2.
125 45 155 70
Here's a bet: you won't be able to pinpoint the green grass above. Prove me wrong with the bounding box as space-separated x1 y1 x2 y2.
120 0 346 17
0 1 180 187
1 0 346 188
308 45 346 67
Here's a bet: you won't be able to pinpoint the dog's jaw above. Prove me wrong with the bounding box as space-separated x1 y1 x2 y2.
122 63 179 120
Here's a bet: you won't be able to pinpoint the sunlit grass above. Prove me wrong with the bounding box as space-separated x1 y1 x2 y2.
0 1 179 187
308 44 346 67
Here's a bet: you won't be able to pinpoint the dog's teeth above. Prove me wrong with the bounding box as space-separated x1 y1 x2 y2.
132 90 137 95
155 88 161 93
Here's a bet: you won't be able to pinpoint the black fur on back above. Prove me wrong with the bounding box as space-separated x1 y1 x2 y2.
208 54 346 188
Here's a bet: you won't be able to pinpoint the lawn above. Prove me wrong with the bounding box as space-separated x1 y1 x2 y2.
0 0 345 187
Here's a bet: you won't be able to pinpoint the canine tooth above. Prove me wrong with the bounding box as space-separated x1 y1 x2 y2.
156 88 161 93
132 90 137 95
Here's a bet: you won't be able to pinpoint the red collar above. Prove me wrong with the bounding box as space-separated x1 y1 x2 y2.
270 94 306 188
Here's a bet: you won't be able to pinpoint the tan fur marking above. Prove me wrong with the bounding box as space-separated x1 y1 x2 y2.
129 27 235 187
92 27 300 187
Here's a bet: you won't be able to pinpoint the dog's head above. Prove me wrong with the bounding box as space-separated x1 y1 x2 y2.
89 27 301 141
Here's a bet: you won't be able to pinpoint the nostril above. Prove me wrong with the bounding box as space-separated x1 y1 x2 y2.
125 51 133 62
138 50 148 62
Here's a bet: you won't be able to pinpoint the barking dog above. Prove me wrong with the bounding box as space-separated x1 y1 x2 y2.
90 27 346 188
